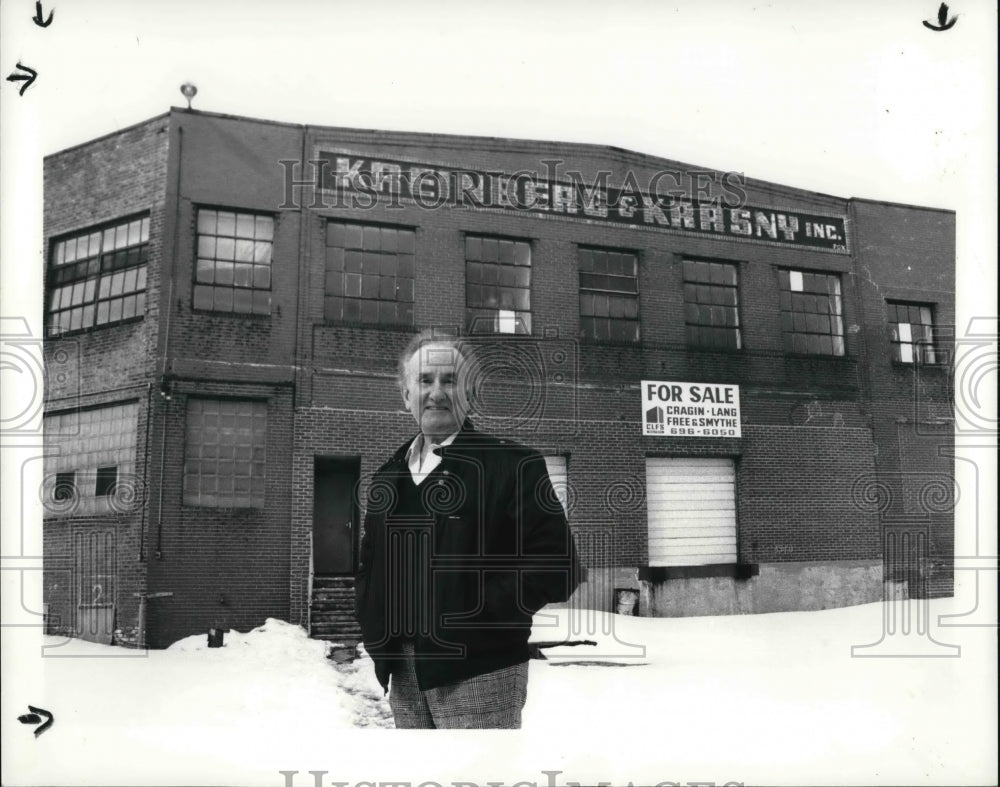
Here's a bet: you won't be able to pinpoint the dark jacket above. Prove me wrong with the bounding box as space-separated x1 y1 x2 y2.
354 421 581 692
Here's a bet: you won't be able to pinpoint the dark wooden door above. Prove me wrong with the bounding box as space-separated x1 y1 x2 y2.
313 458 358 575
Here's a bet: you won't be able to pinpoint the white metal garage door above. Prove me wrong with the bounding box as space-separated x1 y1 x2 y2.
542 454 569 515
646 457 737 566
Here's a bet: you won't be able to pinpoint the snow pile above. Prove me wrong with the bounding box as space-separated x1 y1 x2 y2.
4 599 995 786
167 618 393 729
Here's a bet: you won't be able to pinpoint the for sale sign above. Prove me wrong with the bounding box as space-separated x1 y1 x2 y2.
641 380 741 437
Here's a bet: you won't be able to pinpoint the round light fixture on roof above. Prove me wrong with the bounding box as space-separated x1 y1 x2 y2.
180 83 197 109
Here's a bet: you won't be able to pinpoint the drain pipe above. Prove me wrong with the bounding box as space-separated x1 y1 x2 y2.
155 122 184 560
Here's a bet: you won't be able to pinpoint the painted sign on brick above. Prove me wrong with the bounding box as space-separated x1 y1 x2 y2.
314 151 849 252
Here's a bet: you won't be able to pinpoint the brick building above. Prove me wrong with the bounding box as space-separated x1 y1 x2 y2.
42 108 955 648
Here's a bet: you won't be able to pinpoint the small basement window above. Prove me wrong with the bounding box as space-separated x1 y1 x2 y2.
95 466 118 497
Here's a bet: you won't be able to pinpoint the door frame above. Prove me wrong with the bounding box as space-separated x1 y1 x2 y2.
312 455 361 576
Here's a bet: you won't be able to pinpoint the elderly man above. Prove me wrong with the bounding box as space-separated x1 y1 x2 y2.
354 329 580 728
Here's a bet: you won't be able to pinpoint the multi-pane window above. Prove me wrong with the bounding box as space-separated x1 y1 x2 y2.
465 235 531 334
578 247 639 342
888 301 937 364
683 259 741 350
193 208 273 315
778 269 845 356
324 221 415 325
43 403 138 516
183 399 266 507
47 215 149 336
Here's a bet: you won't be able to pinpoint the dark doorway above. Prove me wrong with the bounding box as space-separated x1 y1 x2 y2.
313 457 359 575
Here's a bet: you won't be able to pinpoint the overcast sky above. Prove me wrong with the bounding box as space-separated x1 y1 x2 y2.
3 0 995 386
0 0 995 203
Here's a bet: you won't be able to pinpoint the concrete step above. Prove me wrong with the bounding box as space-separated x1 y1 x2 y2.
309 578 361 646
311 610 359 621
312 577 355 588
311 600 356 611
312 626 362 639
312 590 355 601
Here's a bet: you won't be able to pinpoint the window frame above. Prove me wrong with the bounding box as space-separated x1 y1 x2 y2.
541 453 571 517
42 402 138 517
777 267 846 357
578 245 640 344
192 206 275 316
886 300 938 365
682 257 742 352
53 471 77 503
46 213 150 337
464 233 533 335
182 397 268 509
322 219 416 327
94 466 118 497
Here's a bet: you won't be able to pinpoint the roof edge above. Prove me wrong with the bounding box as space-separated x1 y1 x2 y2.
44 108 950 213
44 112 171 160
848 196 956 215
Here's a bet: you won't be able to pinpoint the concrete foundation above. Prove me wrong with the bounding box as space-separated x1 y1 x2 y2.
563 561 885 617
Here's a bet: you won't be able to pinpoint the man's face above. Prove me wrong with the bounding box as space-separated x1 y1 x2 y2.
400 341 471 439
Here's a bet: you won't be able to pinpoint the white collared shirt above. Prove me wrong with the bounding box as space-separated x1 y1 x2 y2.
405 431 459 485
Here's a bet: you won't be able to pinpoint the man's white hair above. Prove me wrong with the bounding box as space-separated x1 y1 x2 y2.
396 328 476 393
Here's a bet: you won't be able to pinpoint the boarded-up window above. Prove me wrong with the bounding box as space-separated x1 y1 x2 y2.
646 457 736 566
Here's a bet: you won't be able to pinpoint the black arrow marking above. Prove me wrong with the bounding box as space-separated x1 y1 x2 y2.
923 2 957 30
6 63 38 96
18 705 53 737
33 1 54 27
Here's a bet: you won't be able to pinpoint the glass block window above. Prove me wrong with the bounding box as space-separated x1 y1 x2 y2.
183 399 266 507
324 221 415 325
465 235 531 334
193 208 273 315
778 269 845 356
47 215 149 336
578 247 639 342
888 301 937 364
683 259 741 350
43 403 138 516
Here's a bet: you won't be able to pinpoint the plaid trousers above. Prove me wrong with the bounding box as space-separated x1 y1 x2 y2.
389 641 529 729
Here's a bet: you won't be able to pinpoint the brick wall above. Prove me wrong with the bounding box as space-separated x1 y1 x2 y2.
43 111 955 643
145 383 294 648
851 200 956 596
166 112 302 383
42 115 170 642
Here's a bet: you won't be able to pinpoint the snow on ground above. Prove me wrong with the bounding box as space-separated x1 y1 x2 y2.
2 599 996 787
